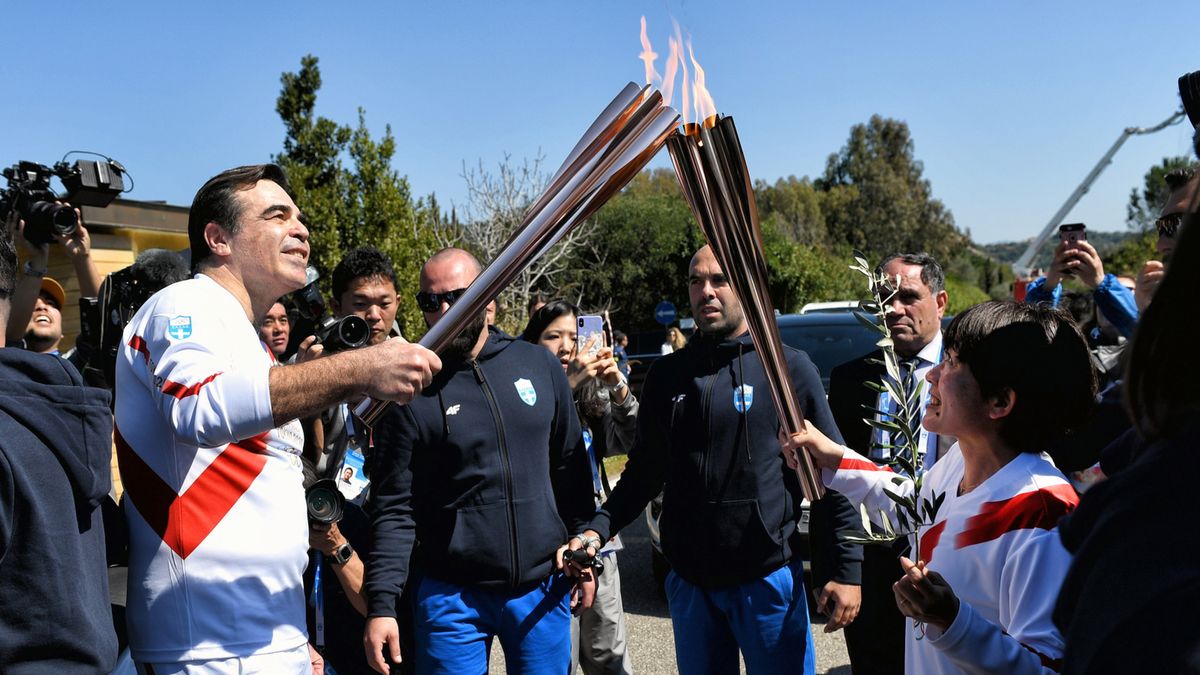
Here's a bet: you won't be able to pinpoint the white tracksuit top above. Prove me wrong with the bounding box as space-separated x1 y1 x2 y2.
115 275 308 662
827 444 1075 674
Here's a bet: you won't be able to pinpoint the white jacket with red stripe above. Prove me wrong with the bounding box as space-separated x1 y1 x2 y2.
115 274 308 663
827 445 1076 674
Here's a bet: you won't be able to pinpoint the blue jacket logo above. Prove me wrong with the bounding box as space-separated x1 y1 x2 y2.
514 378 537 406
168 316 193 340
733 384 753 413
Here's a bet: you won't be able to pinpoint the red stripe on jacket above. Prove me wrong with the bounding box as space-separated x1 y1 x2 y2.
955 483 1077 549
115 426 270 559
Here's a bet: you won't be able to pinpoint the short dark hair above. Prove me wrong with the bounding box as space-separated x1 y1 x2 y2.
1164 166 1197 193
1124 212 1200 439
876 252 945 294
0 226 15 300
521 299 580 343
943 301 1096 453
331 246 397 300
187 164 293 272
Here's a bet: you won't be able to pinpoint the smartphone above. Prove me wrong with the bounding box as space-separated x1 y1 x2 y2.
577 315 605 357
1059 223 1087 248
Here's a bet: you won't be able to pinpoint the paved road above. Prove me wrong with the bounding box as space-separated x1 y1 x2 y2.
490 511 852 674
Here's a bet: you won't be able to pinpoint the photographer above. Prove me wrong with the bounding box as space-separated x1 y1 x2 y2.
4 207 102 352
1024 238 1138 339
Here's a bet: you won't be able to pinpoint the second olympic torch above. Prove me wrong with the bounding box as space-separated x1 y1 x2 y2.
667 117 825 502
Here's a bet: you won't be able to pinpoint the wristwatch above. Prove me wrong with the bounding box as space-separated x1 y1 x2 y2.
330 542 353 565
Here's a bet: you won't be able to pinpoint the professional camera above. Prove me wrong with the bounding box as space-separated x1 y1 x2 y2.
0 157 127 246
306 479 345 524
291 266 370 353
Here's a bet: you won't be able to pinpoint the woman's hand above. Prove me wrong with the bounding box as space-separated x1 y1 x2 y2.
566 336 614 390
779 422 845 471
893 556 959 632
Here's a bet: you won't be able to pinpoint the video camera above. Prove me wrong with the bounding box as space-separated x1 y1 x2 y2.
71 249 190 390
291 266 370 353
0 157 127 246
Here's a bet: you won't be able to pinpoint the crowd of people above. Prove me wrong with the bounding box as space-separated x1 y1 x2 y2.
2 84 1199 675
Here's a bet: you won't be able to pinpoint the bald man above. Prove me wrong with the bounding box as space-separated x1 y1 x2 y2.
365 248 596 674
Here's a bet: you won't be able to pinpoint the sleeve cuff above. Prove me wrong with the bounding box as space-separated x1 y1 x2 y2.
586 513 612 544
925 597 975 651
367 591 399 618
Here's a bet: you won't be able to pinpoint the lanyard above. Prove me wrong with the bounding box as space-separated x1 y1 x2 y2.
309 553 325 648
582 428 603 505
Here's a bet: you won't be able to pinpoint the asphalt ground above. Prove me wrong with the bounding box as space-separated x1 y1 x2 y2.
489 511 853 674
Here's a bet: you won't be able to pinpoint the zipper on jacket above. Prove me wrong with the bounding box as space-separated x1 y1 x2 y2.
700 356 719 491
471 360 521 587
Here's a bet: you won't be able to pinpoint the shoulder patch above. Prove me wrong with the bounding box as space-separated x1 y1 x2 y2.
167 315 193 340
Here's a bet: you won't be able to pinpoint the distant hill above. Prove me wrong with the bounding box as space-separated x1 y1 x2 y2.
980 230 1137 270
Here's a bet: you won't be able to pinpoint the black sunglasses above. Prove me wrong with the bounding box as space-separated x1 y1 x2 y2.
1155 212 1187 239
415 288 467 313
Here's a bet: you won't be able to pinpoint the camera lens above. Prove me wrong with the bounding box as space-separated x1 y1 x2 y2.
22 201 78 246
306 479 345 524
336 315 370 349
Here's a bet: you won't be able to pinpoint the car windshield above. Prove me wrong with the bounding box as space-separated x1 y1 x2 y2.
779 323 879 392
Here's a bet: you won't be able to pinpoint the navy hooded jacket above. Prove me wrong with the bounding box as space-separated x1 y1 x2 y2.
588 332 845 588
0 348 118 673
365 330 594 617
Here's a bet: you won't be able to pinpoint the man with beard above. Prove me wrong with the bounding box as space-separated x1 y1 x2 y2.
364 248 596 674
823 251 952 674
569 245 847 674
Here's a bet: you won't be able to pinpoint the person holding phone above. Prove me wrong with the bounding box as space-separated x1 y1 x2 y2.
1023 223 1138 338
523 300 636 675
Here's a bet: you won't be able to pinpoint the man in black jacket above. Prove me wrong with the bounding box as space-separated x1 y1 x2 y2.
0 222 118 672
825 251 949 674
573 245 848 674
364 248 596 674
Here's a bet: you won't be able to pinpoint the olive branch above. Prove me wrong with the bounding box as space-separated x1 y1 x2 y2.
840 251 946 564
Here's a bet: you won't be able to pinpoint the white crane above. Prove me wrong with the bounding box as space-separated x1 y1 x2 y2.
1011 109 1185 277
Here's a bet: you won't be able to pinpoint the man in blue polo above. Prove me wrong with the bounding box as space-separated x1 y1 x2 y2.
364 248 595 674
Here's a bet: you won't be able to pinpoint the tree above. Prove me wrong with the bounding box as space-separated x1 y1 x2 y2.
755 176 827 246
818 116 963 261
274 55 438 337
1126 156 1194 233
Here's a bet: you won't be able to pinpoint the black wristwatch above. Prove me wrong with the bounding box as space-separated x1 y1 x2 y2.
330 542 353 565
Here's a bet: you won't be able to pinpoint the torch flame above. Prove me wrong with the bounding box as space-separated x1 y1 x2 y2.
638 17 718 131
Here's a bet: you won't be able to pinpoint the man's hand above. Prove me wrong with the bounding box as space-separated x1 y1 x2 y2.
295 335 325 364
308 643 324 675
1136 260 1164 312
8 211 47 264
56 209 90 260
893 556 959 632
570 570 597 615
1044 241 1070 288
361 339 441 404
779 423 844 471
1060 241 1105 289
364 616 402 674
309 521 346 557
815 581 861 633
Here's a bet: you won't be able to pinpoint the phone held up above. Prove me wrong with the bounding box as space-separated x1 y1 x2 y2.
1059 222 1087 248
577 315 605 357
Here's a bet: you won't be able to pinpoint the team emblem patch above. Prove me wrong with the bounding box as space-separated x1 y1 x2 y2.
167 316 193 340
514 378 537 406
733 384 754 413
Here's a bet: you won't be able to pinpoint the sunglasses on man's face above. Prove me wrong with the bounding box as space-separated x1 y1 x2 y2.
1155 212 1187 239
415 288 467 313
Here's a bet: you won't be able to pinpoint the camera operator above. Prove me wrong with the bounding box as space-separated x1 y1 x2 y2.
4 206 102 352
0 220 118 670
259 299 292 359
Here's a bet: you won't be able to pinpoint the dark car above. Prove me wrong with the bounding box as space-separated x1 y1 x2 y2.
637 312 887 590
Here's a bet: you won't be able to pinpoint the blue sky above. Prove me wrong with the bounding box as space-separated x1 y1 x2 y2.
3 1 1197 244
